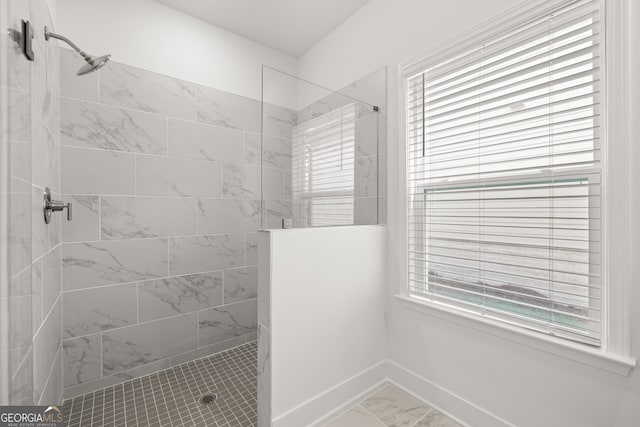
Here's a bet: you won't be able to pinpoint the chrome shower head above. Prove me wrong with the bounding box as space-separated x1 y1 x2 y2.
44 26 111 76
77 54 111 76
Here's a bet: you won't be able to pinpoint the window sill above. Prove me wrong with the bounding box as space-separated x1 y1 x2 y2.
394 294 635 376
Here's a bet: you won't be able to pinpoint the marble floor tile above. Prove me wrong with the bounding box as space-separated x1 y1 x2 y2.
324 405 385 427
360 384 431 427
414 410 463 427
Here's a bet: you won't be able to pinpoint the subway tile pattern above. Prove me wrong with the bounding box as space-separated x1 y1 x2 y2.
59 55 289 397
323 384 462 427
62 341 257 427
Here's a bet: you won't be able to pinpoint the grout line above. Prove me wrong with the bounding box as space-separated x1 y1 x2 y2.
136 282 140 324
409 409 434 427
62 298 258 342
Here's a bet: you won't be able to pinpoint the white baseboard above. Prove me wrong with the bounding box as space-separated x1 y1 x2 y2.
272 360 387 427
270 359 513 427
386 361 516 427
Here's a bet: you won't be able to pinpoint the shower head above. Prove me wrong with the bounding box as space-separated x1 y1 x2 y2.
76 54 111 76
44 26 111 76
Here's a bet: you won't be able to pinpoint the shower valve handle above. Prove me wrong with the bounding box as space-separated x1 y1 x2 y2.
43 187 72 224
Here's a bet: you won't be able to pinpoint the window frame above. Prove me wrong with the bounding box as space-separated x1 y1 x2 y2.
396 0 635 375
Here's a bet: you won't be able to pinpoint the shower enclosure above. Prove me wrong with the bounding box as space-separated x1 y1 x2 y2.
257 66 387 427
260 66 386 229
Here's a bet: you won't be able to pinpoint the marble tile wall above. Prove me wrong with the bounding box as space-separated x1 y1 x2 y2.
59 51 292 398
1 0 63 406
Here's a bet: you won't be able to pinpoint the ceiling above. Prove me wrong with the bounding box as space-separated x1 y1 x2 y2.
154 0 370 57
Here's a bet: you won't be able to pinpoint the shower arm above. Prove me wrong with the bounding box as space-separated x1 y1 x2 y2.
44 26 93 62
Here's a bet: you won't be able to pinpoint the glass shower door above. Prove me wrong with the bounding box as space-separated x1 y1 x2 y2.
261 66 384 229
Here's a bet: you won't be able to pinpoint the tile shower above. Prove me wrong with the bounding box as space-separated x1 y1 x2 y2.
2 3 383 424
58 50 296 398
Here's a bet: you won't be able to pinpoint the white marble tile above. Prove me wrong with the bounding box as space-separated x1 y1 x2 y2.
257 232 270 328
356 155 378 198
138 272 223 322
33 298 61 404
355 111 379 158
167 118 243 163
169 335 245 367
263 102 296 139
101 61 196 119
356 197 379 225
32 116 59 191
263 167 287 200
62 334 101 387
197 198 261 234
38 346 62 405
244 132 292 170
414 410 462 427
32 187 50 261
61 195 99 242
196 85 260 132
257 323 271 427
63 358 172 399
41 246 61 319
46 190 62 251
224 266 257 304
136 155 222 197
169 234 243 276
61 97 167 154
7 190 31 272
32 259 43 336
100 196 196 239
43 37 61 139
360 384 431 427
7 295 32 351
102 314 197 375
324 405 384 427
62 239 168 290
63 283 137 338
1 88 31 142
60 146 135 195
8 347 33 405
9 141 31 184
222 163 261 199
245 233 259 266
198 299 257 346
264 200 292 229
59 48 99 101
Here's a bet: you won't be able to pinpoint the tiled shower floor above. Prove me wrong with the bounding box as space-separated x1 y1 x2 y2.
63 341 257 427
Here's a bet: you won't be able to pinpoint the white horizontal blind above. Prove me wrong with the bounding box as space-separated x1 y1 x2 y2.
292 104 355 227
407 0 602 345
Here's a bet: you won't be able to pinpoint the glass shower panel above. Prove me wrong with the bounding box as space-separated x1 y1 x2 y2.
261 66 380 228
1 0 34 405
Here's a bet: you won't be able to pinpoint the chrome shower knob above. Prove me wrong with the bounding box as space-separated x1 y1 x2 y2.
43 187 72 224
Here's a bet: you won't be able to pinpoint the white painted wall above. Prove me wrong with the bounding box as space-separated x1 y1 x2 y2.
299 0 640 426
50 0 298 106
267 226 387 426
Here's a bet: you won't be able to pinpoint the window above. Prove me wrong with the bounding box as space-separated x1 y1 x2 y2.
292 104 356 227
406 0 601 346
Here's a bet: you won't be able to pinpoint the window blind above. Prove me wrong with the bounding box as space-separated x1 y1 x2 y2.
406 0 602 346
292 104 355 227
